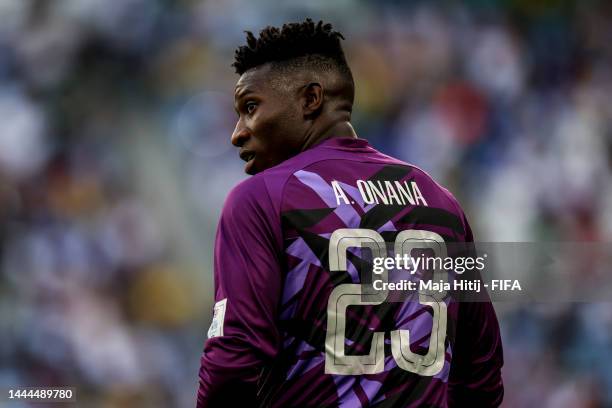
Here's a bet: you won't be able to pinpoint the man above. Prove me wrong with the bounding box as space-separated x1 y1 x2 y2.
197 19 503 407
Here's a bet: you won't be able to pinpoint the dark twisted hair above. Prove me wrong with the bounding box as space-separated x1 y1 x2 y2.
232 18 353 86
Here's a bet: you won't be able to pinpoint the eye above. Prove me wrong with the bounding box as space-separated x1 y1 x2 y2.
245 101 257 115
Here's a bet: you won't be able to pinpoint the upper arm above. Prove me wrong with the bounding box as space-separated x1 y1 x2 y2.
448 209 504 406
198 176 284 406
211 176 283 353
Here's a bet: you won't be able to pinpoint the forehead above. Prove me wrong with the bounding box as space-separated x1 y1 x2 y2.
234 65 275 98
235 63 304 100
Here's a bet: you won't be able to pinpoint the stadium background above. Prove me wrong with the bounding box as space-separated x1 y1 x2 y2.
1 0 611 406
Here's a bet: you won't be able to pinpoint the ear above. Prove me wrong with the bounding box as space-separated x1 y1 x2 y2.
302 82 323 117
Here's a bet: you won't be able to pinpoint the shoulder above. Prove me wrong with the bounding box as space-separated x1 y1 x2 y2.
403 163 465 211
222 152 320 222
220 173 284 250
400 161 472 236
222 174 272 216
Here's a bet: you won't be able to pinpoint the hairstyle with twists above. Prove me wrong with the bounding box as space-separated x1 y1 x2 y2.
232 18 354 89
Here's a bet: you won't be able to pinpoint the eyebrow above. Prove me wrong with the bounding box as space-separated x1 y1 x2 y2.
234 87 254 100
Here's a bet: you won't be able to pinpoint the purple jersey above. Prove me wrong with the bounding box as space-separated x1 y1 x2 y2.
197 138 503 407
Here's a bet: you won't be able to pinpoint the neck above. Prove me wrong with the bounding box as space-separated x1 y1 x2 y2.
301 120 358 152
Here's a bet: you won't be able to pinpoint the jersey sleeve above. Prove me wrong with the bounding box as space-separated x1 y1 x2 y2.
197 176 283 407
448 212 504 407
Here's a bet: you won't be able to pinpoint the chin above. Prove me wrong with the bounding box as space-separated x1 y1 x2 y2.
245 157 284 175
245 160 260 175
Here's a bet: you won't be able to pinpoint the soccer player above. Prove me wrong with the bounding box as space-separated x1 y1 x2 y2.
197 19 503 407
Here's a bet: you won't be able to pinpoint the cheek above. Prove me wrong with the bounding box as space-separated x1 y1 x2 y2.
274 107 303 144
257 107 301 146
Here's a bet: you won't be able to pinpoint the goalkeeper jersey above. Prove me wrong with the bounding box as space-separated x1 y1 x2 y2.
197 137 503 407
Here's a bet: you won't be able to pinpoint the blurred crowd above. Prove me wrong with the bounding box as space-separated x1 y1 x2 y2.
1 0 611 406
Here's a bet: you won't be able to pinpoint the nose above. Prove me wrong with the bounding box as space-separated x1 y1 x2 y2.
231 119 250 147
